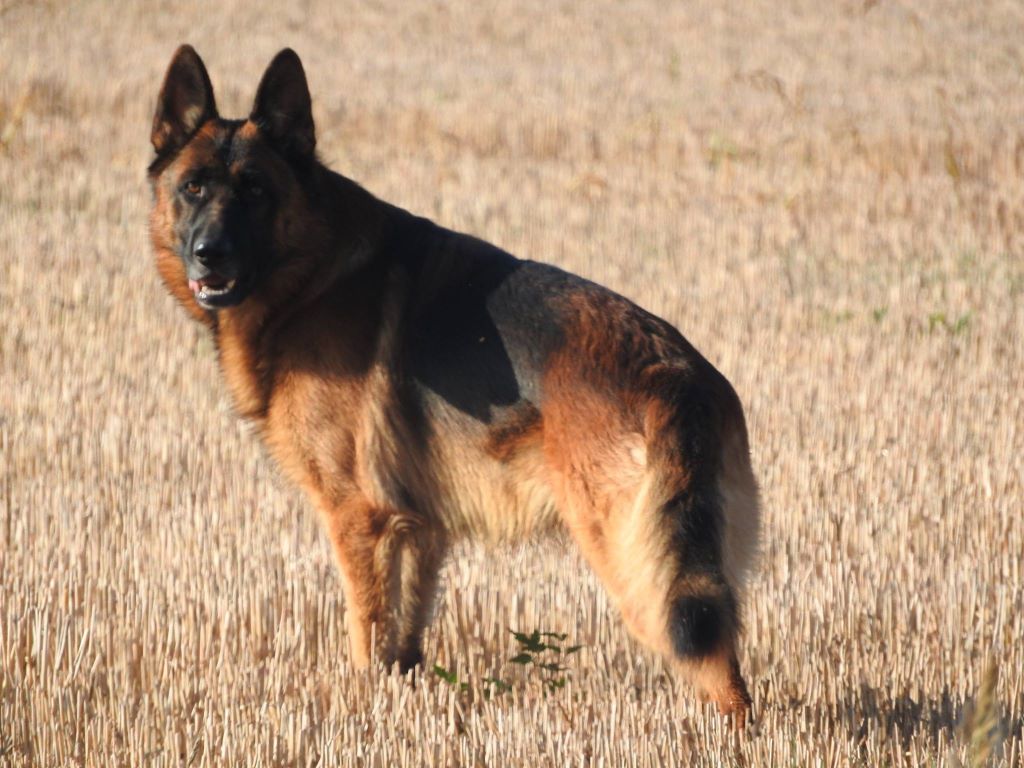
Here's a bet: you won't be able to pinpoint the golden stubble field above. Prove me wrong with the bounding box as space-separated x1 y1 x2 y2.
1 1 1022 765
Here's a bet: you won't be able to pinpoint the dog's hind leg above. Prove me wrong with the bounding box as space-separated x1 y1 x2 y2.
551 408 757 724
316 496 444 672
388 526 448 672
640 377 758 723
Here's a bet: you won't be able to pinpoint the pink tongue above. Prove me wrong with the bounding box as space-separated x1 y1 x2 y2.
188 279 201 294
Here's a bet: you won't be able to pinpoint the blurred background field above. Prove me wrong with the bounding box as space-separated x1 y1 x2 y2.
1 1 1022 765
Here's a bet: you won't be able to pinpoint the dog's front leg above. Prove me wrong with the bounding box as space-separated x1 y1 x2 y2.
315 496 398 669
316 496 444 673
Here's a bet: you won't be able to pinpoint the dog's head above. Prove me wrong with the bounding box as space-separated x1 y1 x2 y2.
148 46 320 315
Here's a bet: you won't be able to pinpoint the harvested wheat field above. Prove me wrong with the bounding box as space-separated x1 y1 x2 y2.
2 1 1023 765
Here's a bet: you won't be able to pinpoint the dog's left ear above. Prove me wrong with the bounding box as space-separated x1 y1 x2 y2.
250 48 315 158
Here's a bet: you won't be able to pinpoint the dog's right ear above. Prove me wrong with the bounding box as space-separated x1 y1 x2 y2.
250 49 315 158
151 45 218 157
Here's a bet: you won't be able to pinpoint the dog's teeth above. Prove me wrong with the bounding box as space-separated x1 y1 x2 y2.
197 279 236 298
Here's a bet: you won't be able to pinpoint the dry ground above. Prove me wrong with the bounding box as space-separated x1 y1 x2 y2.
2 1 1023 765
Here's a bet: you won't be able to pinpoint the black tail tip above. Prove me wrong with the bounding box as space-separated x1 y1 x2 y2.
669 596 722 658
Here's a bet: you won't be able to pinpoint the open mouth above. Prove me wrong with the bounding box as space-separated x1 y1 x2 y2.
188 273 244 308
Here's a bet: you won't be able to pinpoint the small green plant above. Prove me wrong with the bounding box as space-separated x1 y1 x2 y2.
432 664 469 693
482 676 513 697
872 306 888 323
508 629 583 693
821 307 854 327
432 629 584 697
944 144 962 183
706 133 749 169
928 311 971 335
667 50 681 82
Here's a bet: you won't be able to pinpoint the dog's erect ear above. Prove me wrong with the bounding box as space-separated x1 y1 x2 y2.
250 48 315 158
151 45 218 157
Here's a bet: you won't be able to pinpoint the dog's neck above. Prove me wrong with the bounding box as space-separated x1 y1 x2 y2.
212 167 391 422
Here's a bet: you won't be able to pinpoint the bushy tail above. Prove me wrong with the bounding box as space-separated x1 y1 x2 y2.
659 485 739 660
660 483 752 720
669 594 732 658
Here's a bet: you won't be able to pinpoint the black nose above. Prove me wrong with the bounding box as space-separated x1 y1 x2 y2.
193 238 231 266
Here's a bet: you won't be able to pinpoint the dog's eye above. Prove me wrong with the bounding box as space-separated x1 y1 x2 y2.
184 180 204 198
245 182 265 200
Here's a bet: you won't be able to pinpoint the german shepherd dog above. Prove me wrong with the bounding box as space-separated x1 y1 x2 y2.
148 46 760 722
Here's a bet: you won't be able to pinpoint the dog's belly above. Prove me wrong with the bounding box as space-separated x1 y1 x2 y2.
422 403 561 543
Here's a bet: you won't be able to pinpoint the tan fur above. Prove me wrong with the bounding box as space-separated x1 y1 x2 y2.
434 435 561 543
684 646 752 724
718 422 762 598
